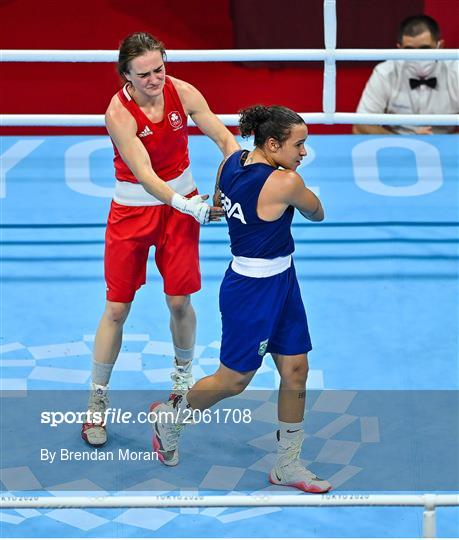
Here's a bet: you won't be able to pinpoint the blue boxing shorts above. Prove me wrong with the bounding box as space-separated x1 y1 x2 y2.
219 260 312 373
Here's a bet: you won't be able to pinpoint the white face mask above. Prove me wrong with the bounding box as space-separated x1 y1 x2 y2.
405 60 437 78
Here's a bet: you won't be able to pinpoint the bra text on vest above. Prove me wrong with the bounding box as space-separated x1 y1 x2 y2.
221 191 247 224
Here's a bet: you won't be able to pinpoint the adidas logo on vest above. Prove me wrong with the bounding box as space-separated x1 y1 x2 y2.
139 126 153 138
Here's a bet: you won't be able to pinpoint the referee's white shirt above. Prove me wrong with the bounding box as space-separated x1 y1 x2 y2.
356 60 459 134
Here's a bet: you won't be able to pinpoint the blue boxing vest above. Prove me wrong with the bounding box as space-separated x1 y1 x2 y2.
219 150 295 258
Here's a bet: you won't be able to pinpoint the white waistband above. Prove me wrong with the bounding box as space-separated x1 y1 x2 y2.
113 166 196 206
231 255 292 278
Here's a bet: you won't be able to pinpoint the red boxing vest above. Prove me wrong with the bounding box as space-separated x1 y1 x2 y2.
113 76 190 183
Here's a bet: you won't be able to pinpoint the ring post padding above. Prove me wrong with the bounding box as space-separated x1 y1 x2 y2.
322 0 337 122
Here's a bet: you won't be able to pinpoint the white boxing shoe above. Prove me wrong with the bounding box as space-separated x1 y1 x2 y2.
269 429 332 493
81 383 109 447
170 359 194 395
150 397 185 466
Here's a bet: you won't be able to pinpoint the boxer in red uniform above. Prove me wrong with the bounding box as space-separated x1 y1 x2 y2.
82 32 239 447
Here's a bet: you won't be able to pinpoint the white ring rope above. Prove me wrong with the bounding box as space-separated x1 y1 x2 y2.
1 493 458 538
1 48 457 62
2 113 457 127
1 493 457 509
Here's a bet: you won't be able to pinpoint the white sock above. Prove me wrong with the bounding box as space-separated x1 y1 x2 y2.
279 420 304 440
174 345 194 365
91 360 114 387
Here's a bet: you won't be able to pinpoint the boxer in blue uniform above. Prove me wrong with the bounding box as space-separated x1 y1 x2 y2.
152 105 331 493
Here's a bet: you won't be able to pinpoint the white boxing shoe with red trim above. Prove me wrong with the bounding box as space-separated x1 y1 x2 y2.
269 429 332 493
81 383 109 447
150 399 184 466
269 462 332 493
170 359 194 396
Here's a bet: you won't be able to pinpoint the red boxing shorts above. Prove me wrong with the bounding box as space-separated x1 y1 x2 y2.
104 195 201 303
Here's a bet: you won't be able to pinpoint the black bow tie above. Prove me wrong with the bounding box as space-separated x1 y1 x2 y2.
409 77 437 90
